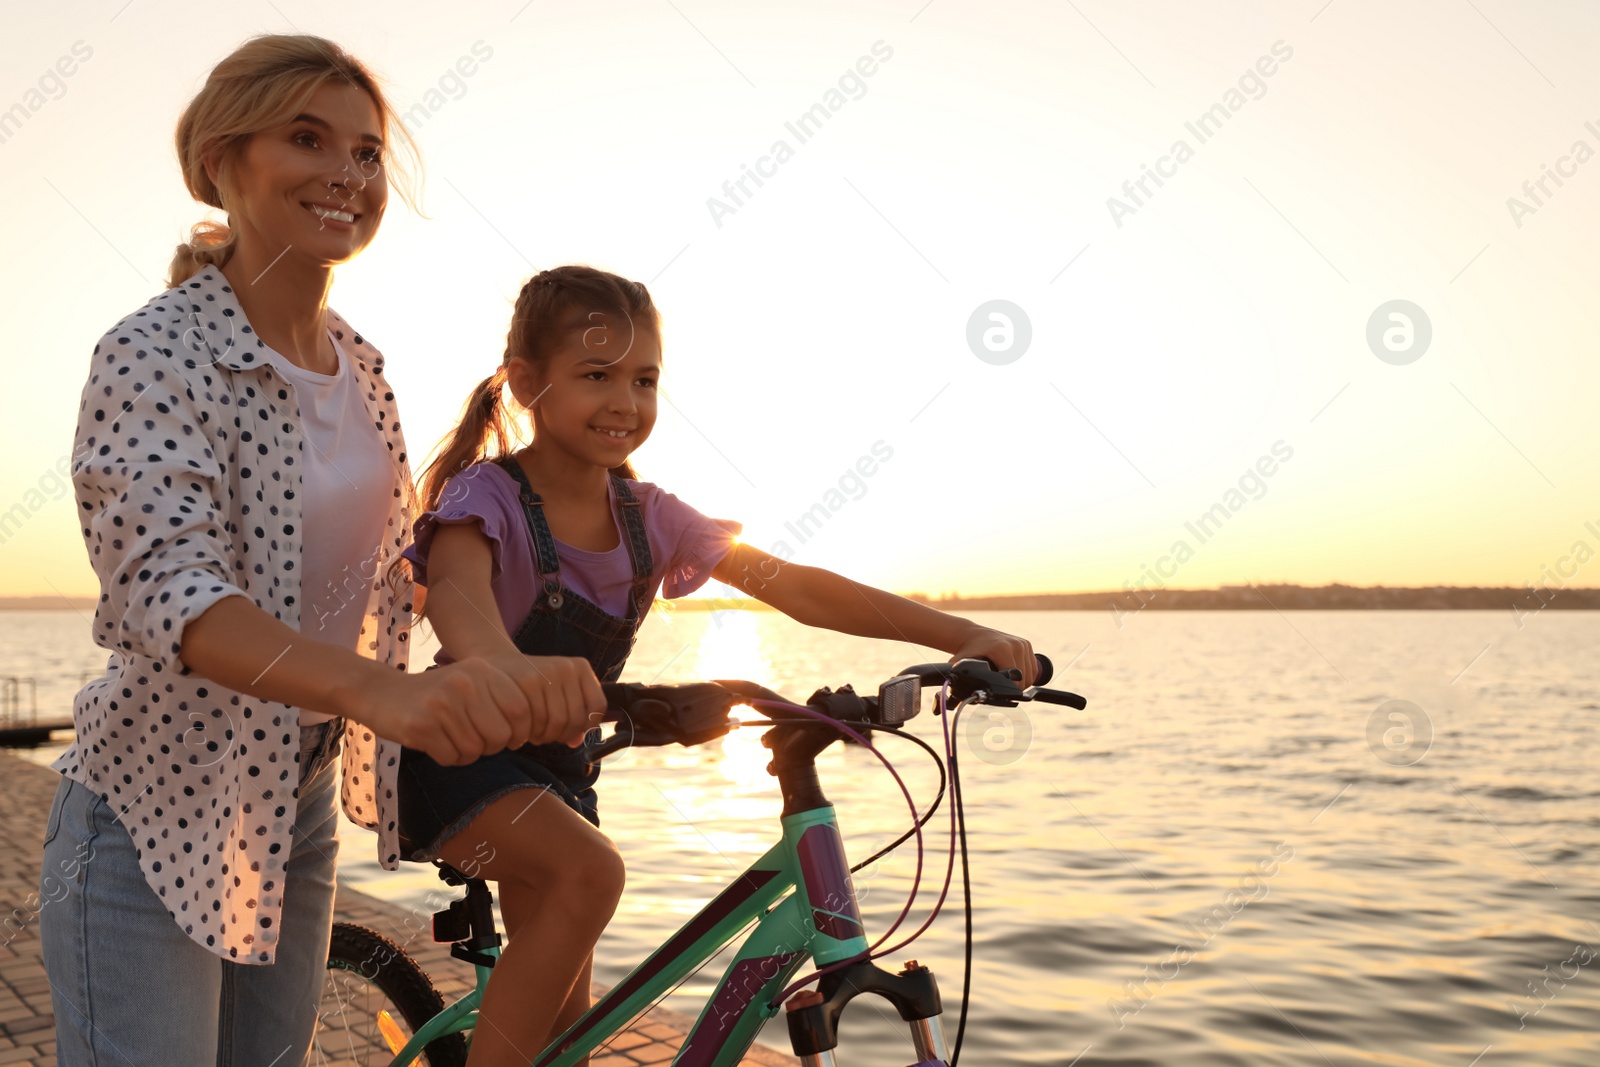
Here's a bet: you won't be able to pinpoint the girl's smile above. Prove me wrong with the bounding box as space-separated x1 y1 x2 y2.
509 314 661 482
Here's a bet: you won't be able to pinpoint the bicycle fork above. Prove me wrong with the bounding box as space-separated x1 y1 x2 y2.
784 958 953 1067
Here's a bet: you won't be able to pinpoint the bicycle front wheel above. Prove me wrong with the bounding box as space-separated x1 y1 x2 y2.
320 922 469 1067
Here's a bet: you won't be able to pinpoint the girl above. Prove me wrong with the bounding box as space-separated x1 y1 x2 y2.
43 35 591 1067
398 264 1039 1067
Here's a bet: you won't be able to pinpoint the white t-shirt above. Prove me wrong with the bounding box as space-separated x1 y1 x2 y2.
268 333 393 723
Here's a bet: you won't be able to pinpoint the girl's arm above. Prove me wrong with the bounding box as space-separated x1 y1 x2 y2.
421 522 606 745
710 543 1039 686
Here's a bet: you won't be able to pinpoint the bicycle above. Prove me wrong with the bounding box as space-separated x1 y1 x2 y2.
319 655 1086 1067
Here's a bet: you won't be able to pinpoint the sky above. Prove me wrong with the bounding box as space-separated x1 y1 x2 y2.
2 0 1598 601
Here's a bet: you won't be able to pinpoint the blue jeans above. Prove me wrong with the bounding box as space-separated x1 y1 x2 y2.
40 721 343 1067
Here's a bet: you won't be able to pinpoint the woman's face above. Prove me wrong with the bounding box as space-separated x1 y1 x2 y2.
210 80 388 267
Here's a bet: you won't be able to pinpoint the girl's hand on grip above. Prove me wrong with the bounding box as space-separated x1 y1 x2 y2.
949 626 1038 687
480 652 607 748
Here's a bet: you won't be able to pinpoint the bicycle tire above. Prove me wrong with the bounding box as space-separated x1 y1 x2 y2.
321 922 469 1067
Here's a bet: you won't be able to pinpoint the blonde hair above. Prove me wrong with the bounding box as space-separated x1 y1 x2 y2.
167 34 422 288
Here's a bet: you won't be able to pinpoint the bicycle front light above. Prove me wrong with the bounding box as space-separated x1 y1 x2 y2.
877 674 922 724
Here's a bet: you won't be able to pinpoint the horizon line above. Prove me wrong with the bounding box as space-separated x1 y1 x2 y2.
4 581 1597 610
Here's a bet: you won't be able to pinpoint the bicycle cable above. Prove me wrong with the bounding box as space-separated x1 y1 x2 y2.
674 666 1050 1055
943 692 976 1067
748 698 927 954
847 725 946 873
749 697 931 1008
859 683 967 966
734 717 948 875
747 716 964 981
845 682 978 1067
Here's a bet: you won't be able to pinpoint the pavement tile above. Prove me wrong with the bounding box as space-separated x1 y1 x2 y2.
604 1028 652 1052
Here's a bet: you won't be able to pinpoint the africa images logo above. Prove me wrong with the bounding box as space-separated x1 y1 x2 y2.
705 41 895 228
1105 40 1294 228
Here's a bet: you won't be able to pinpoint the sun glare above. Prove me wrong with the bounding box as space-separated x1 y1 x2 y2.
690 608 767 681
685 610 778 792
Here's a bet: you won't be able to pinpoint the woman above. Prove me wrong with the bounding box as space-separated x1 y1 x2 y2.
38 35 603 1066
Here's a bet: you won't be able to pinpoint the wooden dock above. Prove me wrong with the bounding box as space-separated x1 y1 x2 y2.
0 752 797 1067
0 677 72 748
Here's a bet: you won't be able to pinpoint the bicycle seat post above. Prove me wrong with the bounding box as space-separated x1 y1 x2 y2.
430 863 503 969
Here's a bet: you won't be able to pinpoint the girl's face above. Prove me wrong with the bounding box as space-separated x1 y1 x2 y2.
512 313 661 470
208 81 388 266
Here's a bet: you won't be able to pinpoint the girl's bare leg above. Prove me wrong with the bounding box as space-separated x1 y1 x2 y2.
497 884 599 1066
437 789 624 1067
528 949 596 1066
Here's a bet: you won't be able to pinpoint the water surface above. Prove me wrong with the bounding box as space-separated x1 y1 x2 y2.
7 608 1597 1064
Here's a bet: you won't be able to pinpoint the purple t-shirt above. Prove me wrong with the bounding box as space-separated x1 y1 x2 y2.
402 462 741 664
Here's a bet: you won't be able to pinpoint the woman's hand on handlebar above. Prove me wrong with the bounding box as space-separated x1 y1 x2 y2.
346 659 523 765
345 654 604 765
948 625 1038 687
474 651 607 749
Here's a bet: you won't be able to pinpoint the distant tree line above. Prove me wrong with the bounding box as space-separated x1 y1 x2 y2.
903 584 1600 611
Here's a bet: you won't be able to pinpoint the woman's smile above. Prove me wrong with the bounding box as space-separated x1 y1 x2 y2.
303 201 360 228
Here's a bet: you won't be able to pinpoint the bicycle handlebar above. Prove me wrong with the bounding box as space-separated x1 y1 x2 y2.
891 653 1087 710
582 653 1086 761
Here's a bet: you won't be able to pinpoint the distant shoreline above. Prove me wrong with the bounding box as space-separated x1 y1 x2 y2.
6 585 1596 613
901 584 1600 612
677 585 1600 612
0 598 101 612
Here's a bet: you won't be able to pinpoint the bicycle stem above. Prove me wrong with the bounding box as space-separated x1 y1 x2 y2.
763 721 843 815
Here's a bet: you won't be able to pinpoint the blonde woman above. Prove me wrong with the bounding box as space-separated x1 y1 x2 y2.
39 35 603 1066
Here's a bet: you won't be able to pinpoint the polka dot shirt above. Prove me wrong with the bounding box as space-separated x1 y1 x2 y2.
53 266 417 964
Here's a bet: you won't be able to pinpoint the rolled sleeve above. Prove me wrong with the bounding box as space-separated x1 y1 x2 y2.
401 465 517 588
662 515 742 598
74 335 249 674
648 484 742 599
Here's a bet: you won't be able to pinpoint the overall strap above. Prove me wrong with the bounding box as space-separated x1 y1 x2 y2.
611 476 655 620
494 457 565 608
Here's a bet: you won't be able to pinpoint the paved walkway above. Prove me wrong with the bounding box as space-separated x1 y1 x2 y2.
0 753 796 1067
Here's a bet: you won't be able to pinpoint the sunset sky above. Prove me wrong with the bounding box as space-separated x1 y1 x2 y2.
2 0 1597 601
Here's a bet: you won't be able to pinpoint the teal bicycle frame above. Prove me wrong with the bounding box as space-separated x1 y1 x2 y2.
358 659 1074 1066
387 803 873 1067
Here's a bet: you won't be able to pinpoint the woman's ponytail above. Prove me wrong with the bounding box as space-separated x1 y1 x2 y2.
166 218 237 289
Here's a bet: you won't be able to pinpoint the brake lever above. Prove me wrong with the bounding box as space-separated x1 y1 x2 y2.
946 658 1030 706
582 723 634 763
1025 687 1088 709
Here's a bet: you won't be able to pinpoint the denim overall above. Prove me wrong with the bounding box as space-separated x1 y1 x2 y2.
396 457 654 861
